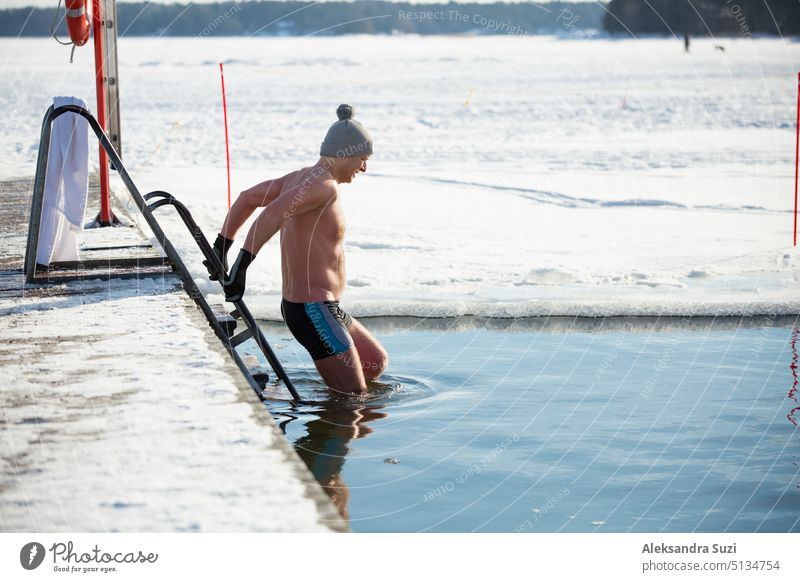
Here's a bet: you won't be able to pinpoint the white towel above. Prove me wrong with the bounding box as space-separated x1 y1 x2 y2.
37 96 89 266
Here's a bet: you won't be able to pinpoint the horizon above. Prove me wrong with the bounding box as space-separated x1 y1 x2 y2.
2 0 594 8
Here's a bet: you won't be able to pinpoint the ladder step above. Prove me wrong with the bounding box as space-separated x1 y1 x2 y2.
210 303 237 337
241 354 270 387
230 328 253 347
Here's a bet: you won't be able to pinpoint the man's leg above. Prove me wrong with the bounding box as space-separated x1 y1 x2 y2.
347 317 389 381
314 347 368 395
282 300 387 393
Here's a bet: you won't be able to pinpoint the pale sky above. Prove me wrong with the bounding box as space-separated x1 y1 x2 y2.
3 0 590 10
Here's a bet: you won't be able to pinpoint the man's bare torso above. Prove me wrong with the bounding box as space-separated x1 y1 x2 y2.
278 167 345 303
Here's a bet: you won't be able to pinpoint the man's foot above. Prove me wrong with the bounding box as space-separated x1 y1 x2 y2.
203 234 233 281
223 248 256 302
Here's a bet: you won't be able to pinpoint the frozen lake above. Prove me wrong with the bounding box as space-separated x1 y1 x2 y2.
256 316 800 532
1 36 799 317
1 32 799 534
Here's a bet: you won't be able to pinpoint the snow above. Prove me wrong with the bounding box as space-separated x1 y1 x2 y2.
1 35 799 319
0 273 341 531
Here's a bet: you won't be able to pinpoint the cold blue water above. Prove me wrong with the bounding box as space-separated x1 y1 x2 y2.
253 316 800 532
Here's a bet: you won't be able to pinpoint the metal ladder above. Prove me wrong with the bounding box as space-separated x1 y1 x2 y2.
144 191 301 402
25 104 301 403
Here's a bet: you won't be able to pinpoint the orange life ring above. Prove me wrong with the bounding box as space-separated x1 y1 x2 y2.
65 0 90 47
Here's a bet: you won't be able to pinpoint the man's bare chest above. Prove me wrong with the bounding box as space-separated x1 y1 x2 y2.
285 200 345 244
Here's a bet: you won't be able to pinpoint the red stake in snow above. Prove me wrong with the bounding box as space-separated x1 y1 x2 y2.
220 62 232 210
795 71 799 247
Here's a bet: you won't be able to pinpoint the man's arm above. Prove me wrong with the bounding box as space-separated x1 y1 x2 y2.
222 179 337 302
242 177 285 206
242 179 337 255
219 175 287 240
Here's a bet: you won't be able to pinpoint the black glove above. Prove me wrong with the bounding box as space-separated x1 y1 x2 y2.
223 249 256 302
203 234 233 281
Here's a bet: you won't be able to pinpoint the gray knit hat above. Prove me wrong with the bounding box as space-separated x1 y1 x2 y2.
320 104 373 158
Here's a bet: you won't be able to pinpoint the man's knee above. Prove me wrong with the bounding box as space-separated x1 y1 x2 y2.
336 349 364 373
362 348 388 380
316 350 367 394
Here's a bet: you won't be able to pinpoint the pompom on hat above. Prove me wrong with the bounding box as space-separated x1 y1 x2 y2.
320 104 373 158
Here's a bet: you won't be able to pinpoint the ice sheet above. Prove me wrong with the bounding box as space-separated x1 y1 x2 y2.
1 35 798 318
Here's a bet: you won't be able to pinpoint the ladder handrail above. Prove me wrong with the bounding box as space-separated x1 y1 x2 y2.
25 104 187 284
25 105 301 403
143 190 301 402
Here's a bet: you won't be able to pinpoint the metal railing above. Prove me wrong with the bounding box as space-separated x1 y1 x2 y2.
144 190 300 401
24 105 300 402
24 104 175 281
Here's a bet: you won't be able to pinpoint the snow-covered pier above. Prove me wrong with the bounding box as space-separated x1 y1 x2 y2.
0 176 346 532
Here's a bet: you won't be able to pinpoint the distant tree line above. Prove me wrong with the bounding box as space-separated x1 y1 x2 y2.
3 1 795 38
604 0 800 36
0 1 604 37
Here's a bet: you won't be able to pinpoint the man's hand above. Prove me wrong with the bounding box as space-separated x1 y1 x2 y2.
204 234 233 281
223 249 255 302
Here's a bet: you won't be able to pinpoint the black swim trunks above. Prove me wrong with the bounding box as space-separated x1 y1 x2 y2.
281 298 354 361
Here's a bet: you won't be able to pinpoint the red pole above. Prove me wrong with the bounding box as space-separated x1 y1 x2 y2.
794 71 799 247
93 0 111 225
220 62 231 210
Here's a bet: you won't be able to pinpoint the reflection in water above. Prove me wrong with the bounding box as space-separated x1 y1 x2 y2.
267 373 436 520
292 405 387 520
266 373 416 521
788 328 799 426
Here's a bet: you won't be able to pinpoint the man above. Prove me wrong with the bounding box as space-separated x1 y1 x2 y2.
205 104 388 395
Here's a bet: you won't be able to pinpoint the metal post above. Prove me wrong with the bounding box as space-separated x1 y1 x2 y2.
103 0 122 160
23 106 55 281
91 0 111 225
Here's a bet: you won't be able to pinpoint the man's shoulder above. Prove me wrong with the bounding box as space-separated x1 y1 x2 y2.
275 170 337 215
279 168 335 192
302 173 338 200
